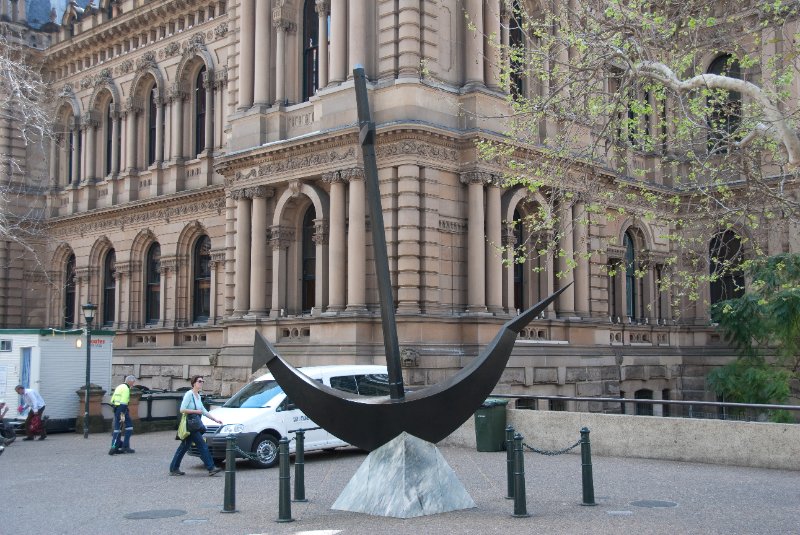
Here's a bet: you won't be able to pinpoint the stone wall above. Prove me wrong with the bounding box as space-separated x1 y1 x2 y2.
441 408 800 471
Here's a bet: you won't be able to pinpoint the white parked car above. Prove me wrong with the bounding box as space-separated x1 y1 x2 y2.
191 365 390 468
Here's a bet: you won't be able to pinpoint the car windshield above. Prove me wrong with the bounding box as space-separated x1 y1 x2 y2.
223 380 283 408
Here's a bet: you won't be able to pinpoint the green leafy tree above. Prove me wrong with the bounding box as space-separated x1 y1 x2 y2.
462 0 800 315
709 253 800 419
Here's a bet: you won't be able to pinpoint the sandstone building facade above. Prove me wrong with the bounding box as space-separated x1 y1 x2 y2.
2 0 796 411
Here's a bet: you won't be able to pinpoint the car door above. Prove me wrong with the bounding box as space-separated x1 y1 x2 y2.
275 391 328 450
323 374 360 446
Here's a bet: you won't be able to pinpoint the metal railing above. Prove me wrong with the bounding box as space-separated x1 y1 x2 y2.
490 394 800 422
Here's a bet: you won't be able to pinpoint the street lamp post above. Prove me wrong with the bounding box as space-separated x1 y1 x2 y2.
82 303 97 439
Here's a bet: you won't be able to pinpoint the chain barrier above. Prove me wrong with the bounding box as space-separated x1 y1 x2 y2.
225 436 295 463
522 438 581 456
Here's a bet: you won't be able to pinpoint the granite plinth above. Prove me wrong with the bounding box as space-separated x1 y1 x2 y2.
331 432 476 518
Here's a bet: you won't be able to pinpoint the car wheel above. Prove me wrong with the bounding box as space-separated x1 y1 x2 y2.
250 434 279 468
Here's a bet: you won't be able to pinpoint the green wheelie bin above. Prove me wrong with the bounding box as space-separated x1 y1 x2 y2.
474 398 509 452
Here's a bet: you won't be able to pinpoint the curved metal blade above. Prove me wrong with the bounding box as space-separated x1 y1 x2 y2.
255 283 570 451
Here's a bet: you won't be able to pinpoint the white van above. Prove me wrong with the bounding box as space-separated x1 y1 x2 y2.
192 365 389 468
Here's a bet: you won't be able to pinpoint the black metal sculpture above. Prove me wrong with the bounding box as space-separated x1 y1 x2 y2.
253 66 568 452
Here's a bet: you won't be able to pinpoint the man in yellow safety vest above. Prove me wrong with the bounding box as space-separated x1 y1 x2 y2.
109 375 136 455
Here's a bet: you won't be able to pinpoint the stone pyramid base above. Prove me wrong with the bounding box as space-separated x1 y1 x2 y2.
331 432 475 518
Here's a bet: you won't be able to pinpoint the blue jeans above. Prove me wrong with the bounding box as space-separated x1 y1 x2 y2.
170 429 215 472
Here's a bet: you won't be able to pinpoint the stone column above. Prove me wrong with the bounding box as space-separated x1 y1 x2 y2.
274 15 295 105
270 226 292 316
323 171 346 311
461 171 487 313
348 0 367 77
574 200 590 316
556 199 575 316
158 260 171 327
214 68 228 149
209 252 225 324
203 71 214 153
154 93 164 163
485 0 501 90
316 0 330 88
500 3 510 89
169 84 185 161
80 124 88 182
84 116 97 182
345 168 366 311
397 164 421 314
48 135 58 188
543 232 556 317
502 226 516 312
398 0 420 79
253 0 271 105
232 190 252 316
71 122 81 184
124 101 138 172
238 0 255 109
329 0 347 85
113 269 123 330
248 186 272 317
465 0 485 86
486 180 503 313
110 109 121 175
224 195 236 317
313 218 329 313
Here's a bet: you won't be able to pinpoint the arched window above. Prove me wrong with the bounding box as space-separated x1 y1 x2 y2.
105 103 114 176
192 236 211 323
707 55 741 151
301 206 316 313
194 66 206 156
145 242 161 325
513 209 524 311
147 87 157 166
624 231 637 320
102 249 116 327
709 230 745 304
302 0 319 102
64 254 76 328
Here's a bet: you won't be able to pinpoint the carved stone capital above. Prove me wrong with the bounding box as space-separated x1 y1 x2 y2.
168 83 189 103
502 226 517 247
460 170 493 186
341 167 365 182
321 170 345 184
160 256 178 273
270 225 295 249
313 219 329 245
315 0 330 15
124 97 143 115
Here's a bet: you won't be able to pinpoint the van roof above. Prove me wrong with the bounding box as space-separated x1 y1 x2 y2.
253 364 387 382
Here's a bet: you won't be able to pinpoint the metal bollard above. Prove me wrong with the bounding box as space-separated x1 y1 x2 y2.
512 433 530 518
222 434 238 513
276 437 294 523
505 425 515 499
293 430 307 502
580 427 596 506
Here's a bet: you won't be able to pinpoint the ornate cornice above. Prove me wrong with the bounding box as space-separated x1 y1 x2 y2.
49 191 225 238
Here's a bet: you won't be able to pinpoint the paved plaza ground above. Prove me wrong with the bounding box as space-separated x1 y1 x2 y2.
2 429 797 534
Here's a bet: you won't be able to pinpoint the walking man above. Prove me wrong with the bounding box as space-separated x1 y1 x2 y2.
109 375 137 455
15 385 46 440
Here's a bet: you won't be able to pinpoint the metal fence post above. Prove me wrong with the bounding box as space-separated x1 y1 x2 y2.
276 437 294 523
580 427 596 506
293 429 307 502
222 434 238 513
512 432 530 518
505 425 515 499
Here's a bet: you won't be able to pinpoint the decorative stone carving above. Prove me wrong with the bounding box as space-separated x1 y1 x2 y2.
95 68 113 86
251 147 357 179
376 140 458 162
313 220 329 245
168 83 188 102
315 0 330 15
321 170 345 184
459 170 494 186
59 84 74 97
183 33 206 56
269 225 295 249
162 41 181 58
340 167 365 181
213 66 229 89
135 52 157 72
116 60 133 75
439 218 467 234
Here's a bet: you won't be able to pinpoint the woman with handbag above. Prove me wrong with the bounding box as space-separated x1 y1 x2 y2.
169 376 224 476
